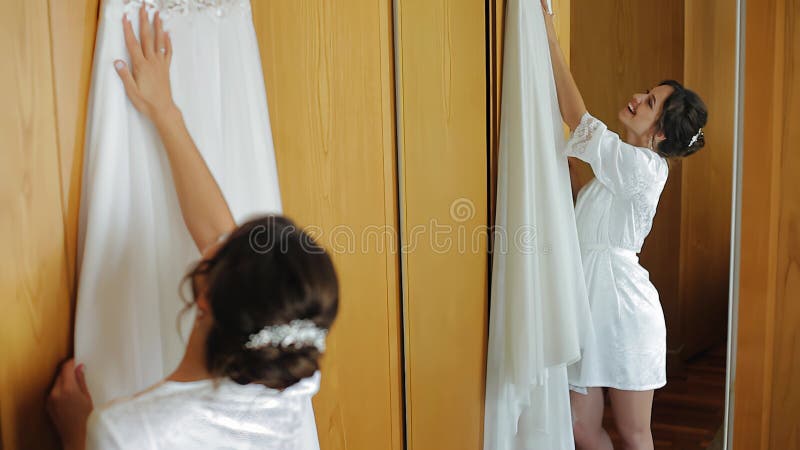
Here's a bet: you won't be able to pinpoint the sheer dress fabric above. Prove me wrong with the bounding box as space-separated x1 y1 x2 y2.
483 1 593 448
76 0 281 404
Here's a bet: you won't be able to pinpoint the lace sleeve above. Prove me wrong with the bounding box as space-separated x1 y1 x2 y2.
564 112 604 157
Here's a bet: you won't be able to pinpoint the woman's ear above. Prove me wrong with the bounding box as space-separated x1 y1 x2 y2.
654 130 667 144
197 295 211 316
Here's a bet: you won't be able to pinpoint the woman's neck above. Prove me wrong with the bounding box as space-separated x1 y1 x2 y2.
624 130 651 149
167 320 214 382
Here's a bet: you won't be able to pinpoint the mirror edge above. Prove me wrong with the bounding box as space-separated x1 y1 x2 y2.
723 0 747 447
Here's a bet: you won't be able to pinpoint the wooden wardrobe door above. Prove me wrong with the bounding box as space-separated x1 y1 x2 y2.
1 0 98 448
252 2 403 450
394 1 489 449
734 0 800 446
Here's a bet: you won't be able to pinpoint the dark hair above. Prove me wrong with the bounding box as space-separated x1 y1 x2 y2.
654 80 709 158
183 215 339 390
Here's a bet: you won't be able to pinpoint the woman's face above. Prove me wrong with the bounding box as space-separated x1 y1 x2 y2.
618 84 675 141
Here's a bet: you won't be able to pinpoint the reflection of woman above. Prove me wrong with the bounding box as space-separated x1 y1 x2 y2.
541 2 708 449
47 8 338 450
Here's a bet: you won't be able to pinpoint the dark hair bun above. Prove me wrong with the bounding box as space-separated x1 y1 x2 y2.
187 215 339 390
655 80 709 158
207 328 322 390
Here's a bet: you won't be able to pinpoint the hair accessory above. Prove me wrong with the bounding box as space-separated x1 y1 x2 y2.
245 319 327 352
688 128 704 147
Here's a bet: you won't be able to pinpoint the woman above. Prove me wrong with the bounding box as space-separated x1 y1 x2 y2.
541 2 708 449
47 7 338 449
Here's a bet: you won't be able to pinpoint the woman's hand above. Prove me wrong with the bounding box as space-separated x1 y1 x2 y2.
110 4 236 252
46 359 94 450
115 5 176 124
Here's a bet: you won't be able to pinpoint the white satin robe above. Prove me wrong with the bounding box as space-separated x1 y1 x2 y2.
564 113 669 392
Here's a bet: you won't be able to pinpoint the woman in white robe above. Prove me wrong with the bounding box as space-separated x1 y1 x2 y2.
48 11 336 449
541 2 709 449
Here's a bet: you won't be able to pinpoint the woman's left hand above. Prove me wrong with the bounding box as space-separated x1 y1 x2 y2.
539 0 557 39
539 0 550 14
46 359 94 450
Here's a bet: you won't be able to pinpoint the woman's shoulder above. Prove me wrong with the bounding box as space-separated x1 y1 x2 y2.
94 372 321 419
91 381 176 423
575 113 666 164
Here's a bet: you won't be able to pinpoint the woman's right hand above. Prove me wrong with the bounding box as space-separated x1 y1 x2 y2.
539 0 557 40
115 5 177 124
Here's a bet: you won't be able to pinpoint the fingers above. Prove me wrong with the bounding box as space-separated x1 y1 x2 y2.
75 364 92 399
123 14 144 66
139 4 154 58
154 12 167 59
52 359 75 395
114 60 145 110
165 32 173 65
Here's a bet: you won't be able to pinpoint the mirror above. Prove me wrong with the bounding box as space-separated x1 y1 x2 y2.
551 1 742 448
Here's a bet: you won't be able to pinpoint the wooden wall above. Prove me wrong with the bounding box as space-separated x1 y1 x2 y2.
0 0 98 448
768 2 800 446
733 0 800 447
252 2 404 449
681 0 736 360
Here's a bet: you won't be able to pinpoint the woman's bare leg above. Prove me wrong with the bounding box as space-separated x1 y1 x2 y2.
570 388 614 450
608 388 655 450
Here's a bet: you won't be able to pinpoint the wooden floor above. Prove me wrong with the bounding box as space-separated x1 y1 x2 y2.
602 343 728 450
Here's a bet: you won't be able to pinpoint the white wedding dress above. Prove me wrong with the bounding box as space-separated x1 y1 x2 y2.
76 1 318 448
483 1 593 449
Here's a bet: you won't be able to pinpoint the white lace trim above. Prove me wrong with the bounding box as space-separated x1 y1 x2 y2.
122 0 250 17
569 112 602 155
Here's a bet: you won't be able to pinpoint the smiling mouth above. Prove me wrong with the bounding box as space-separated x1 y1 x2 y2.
627 102 636 115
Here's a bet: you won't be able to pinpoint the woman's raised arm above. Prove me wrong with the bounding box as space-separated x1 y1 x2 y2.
115 5 235 253
541 0 587 131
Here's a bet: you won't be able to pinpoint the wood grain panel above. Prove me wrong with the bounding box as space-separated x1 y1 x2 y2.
571 0 687 372
0 0 73 448
680 0 736 360
251 2 403 449
769 1 800 445
394 1 488 448
48 0 99 296
732 0 787 447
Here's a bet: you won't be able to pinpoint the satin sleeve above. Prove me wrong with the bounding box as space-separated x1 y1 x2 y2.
563 112 667 197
